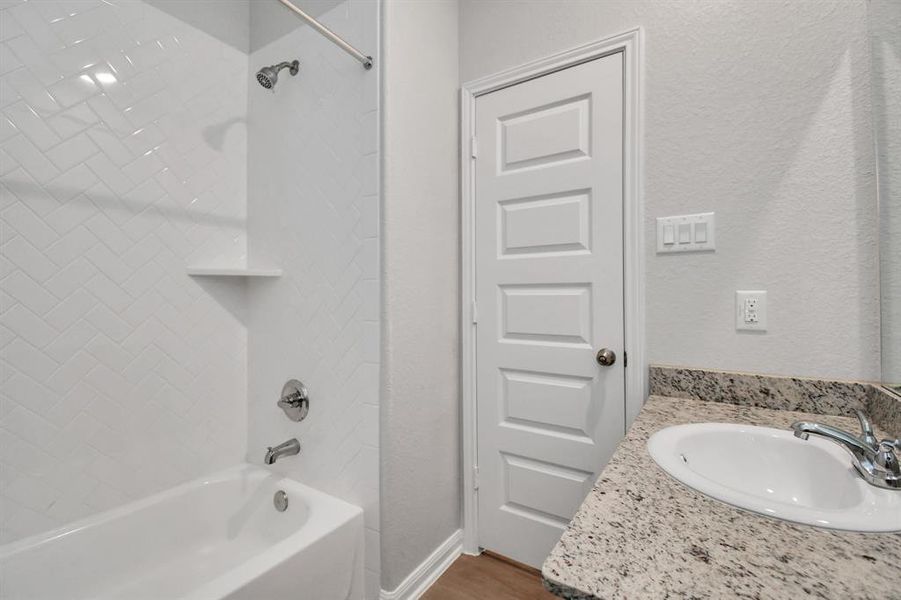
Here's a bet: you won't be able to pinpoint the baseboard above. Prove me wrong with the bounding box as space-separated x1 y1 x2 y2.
379 529 463 600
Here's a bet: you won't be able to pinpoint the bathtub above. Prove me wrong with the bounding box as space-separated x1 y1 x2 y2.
0 464 364 600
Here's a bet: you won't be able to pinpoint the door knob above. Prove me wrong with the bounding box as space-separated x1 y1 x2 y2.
596 348 616 366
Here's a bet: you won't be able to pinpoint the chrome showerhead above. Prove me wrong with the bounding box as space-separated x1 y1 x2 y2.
256 60 299 89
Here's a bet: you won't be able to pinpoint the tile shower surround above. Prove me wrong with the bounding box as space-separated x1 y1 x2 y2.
246 1 381 597
0 0 250 543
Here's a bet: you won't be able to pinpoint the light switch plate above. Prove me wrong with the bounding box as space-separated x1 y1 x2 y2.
736 290 767 331
656 212 715 253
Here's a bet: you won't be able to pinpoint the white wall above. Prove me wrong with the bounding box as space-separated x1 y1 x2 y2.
249 0 344 53
869 0 901 387
460 0 880 383
0 0 248 543
380 0 461 592
246 1 381 598
144 0 250 53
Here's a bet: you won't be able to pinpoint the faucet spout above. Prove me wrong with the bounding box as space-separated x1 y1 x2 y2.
790 412 901 490
790 421 875 457
264 438 301 465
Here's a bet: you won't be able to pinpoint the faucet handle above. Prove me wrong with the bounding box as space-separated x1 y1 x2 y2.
278 379 310 422
875 439 900 476
854 409 878 447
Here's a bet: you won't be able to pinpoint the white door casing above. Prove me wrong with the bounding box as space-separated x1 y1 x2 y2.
473 53 626 568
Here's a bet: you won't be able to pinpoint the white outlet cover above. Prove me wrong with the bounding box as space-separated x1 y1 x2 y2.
736 290 767 331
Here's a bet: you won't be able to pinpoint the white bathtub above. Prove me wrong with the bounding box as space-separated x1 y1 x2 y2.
0 464 364 600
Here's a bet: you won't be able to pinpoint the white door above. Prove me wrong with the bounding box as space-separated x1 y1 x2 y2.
474 53 625 568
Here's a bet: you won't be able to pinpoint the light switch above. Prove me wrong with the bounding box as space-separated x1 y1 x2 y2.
663 224 675 245
656 213 716 254
694 222 707 243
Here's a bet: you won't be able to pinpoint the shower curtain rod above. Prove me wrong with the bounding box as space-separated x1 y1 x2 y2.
277 0 373 70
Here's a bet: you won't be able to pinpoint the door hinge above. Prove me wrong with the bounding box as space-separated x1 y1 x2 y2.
624 350 628 368
470 135 478 159
472 465 480 490
471 300 478 324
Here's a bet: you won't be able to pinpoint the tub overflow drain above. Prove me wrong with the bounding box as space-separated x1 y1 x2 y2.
274 490 289 512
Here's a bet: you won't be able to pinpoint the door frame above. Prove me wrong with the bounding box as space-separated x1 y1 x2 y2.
460 28 645 556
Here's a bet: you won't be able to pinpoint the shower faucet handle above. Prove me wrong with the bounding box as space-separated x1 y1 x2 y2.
278 379 309 422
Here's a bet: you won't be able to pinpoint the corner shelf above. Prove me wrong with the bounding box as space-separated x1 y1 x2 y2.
186 266 282 277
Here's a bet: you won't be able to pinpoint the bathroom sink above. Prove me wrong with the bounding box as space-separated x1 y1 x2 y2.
647 423 901 532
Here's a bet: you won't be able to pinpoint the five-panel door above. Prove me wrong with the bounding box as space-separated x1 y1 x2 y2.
474 52 626 568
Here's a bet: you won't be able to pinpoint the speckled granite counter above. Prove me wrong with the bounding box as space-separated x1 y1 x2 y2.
541 396 901 600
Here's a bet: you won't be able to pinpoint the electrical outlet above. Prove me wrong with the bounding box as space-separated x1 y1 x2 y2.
736 291 767 331
744 298 759 323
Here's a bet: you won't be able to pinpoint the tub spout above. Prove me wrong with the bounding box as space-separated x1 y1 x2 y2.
264 438 301 465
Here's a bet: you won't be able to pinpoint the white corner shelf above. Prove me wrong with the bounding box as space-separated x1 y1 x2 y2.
186 266 282 278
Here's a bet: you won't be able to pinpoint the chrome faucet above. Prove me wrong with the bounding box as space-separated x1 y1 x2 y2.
791 410 900 490
264 438 301 465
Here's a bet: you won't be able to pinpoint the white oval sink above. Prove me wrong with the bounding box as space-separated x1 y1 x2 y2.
647 423 901 532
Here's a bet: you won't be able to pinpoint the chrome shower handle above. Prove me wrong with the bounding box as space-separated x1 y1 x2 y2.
278 379 309 422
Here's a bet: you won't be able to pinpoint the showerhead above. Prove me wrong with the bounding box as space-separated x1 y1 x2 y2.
256 60 299 89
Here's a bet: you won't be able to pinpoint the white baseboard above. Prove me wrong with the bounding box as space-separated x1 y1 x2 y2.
379 529 463 600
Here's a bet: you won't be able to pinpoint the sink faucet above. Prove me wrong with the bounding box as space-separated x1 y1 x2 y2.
791 410 900 490
264 438 301 465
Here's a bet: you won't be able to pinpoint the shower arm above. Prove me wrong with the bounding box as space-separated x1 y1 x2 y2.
277 0 373 70
272 60 299 74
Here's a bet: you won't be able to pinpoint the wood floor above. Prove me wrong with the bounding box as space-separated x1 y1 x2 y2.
422 552 557 600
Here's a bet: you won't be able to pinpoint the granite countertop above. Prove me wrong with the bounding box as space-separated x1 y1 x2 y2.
541 395 901 600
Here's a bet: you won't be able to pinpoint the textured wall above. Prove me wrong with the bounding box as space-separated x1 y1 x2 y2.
869 0 901 387
460 0 880 383
380 0 461 592
0 0 248 543
246 1 380 598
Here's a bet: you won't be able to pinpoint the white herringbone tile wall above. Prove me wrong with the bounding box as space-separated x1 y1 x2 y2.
247 1 380 597
0 0 249 543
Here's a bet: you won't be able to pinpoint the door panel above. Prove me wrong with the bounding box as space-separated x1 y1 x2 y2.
499 190 592 257
499 94 591 171
475 53 625 568
500 369 594 437
499 283 592 345
502 453 594 521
